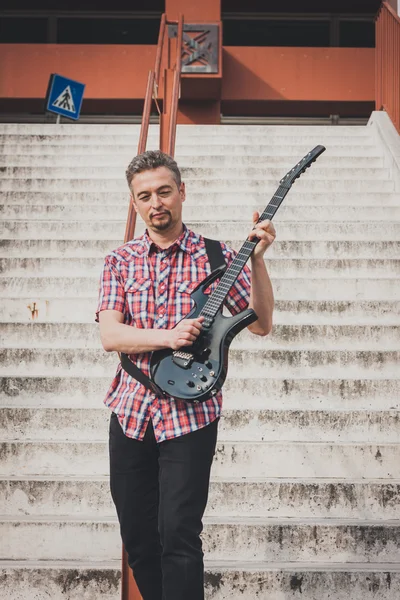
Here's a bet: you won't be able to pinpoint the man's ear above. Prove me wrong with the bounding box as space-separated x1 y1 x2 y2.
130 194 138 213
180 182 186 202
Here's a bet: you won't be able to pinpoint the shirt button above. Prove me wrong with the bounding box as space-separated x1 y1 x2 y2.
159 308 165 316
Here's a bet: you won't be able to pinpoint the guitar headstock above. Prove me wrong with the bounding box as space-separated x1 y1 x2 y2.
279 145 326 189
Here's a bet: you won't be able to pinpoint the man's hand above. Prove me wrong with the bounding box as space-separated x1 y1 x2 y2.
248 211 276 259
167 316 204 350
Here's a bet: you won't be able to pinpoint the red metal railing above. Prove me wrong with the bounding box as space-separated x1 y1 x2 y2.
121 13 184 600
376 1 400 133
124 13 183 245
167 14 184 157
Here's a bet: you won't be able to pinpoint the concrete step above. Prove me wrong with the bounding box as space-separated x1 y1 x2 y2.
2 257 399 278
1 516 400 563
2 220 399 241
1 560 400 600
0 166 390 180
2 376 398 410
2 204 400 222
0 178 394 193
0 561 121 600
0 153 385 168
1 439 399 478
2 298 399 325
2 191 398 206
0 133 373 145
1 406 399 443
3 476 400 520
0 123 372 135
1 275 398 300
1 348 399 378
2 323 400 351
3 239 400 260
0 143 380 157
183 166 389 180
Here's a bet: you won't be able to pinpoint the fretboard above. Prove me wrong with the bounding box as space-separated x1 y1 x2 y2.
201 184 289 320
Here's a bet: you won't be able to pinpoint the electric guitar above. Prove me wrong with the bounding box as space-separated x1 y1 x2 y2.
150 145 326 403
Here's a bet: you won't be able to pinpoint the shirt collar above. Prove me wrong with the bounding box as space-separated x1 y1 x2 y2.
142 224 194 256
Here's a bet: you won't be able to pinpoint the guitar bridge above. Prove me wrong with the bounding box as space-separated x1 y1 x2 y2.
172 350 194 369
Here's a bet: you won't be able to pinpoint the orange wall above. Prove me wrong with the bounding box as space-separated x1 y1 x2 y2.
0 44 155 99
222 47 375 102
0 44 374 102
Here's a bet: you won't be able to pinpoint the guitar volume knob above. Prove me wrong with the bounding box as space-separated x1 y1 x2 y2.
186 380 195 388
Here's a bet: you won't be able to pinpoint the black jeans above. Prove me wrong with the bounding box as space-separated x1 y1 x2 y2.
109 412 219 600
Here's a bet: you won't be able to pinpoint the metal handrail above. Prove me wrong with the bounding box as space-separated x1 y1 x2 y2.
121 16 184 598
124 12 183 244
376 2 400 133
154 13 167 88
167 14 184 157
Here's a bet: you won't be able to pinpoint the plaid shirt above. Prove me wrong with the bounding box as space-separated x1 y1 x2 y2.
96 225 251 442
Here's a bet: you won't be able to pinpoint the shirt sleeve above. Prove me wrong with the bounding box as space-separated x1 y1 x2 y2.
95 255 125 322
221 242 251 316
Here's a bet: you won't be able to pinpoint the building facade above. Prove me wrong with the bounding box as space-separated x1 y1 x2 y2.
0 0 397 123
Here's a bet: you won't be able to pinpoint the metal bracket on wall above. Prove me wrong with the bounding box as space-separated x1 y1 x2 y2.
168 23 219 74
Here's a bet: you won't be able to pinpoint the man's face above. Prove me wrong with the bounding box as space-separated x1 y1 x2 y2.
130 166 185 233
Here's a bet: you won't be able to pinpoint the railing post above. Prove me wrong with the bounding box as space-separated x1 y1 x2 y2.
160 68 175 154
167 14 184 157
121 547 142 600
121 12 184 600
375 2 400 133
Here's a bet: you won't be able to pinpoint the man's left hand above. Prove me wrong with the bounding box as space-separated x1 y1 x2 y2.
248 211 276 258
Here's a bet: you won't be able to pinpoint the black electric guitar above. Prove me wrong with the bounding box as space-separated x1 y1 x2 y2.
150 145 326 403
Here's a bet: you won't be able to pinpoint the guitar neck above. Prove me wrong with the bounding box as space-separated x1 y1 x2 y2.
201 184 290 319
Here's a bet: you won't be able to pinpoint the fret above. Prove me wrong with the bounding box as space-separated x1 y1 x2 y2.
203 184 290 319
198 148 326 320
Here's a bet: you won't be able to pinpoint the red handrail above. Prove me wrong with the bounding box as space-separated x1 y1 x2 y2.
121 14 184 600
376 1 400 133
123 69 156 244
168 14 184 157
124 13 183 245
154 14 167 89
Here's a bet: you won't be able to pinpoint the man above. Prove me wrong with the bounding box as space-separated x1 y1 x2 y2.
96 150 275 600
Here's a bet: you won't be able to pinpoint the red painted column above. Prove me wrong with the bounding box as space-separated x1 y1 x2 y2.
165 0 222 124
166 0 221 22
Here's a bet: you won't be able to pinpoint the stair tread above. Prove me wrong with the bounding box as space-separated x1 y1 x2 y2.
2 559 400 572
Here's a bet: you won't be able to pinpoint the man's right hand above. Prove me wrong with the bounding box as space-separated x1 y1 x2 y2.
168 316 204 350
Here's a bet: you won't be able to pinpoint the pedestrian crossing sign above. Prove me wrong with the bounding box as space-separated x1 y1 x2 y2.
46 74 85 120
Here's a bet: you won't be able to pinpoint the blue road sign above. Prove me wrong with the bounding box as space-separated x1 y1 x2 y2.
46 74 85 120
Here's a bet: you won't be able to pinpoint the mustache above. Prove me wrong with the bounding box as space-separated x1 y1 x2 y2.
150 210 171 218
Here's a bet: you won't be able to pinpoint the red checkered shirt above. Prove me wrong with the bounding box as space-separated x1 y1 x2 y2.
96 225 251 442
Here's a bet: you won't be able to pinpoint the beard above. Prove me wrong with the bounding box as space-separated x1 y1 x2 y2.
149 211 172 231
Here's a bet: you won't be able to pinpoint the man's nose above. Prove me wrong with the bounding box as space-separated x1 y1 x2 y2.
150 193 162 207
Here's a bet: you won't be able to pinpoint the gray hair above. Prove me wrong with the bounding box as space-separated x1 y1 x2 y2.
126 150 182 191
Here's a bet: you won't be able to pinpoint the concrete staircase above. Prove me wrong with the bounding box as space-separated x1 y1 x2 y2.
1 122 400 599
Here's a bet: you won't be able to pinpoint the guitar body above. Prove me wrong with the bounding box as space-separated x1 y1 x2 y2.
150 272 257 403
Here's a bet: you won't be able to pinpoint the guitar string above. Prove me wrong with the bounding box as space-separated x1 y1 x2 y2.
200 186 289 318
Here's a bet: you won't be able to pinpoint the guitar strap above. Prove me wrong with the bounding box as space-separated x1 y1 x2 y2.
120 237 225 395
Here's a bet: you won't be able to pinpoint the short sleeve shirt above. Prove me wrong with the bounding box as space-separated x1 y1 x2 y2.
96 225 251 442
